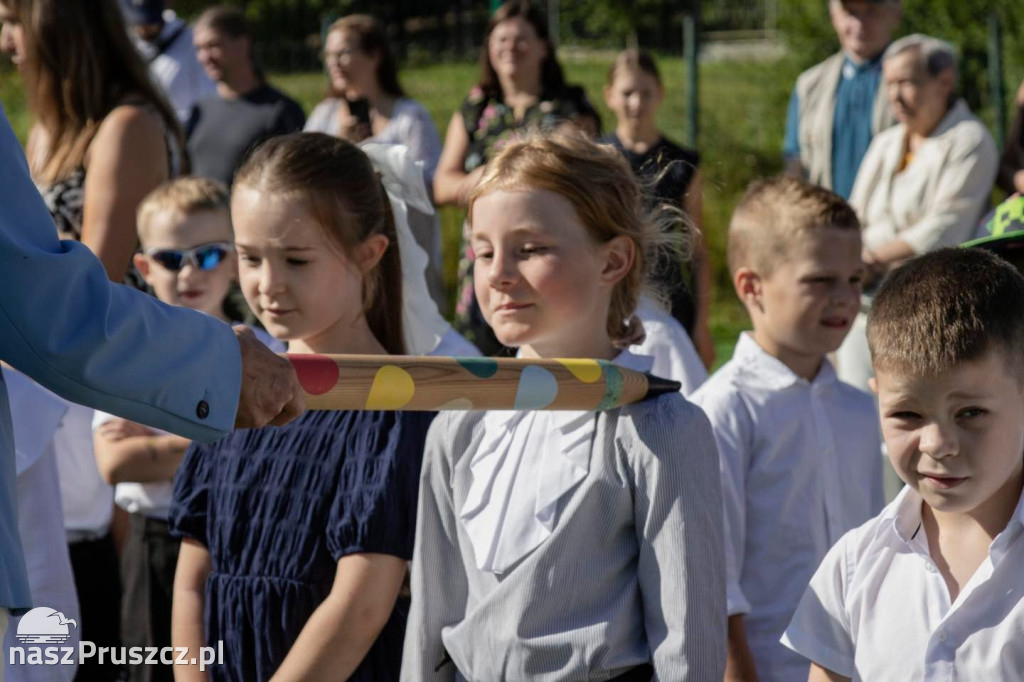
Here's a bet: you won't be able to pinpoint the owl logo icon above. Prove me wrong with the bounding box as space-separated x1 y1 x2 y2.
16 608 78 645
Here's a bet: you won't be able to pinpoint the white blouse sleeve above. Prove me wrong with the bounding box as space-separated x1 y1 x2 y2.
390 99 443 187
633 300 708 396
304 99 340 135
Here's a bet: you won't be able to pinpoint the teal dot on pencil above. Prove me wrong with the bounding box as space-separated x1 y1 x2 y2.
457 357 499 378
596 362 623 411
514 366 558 409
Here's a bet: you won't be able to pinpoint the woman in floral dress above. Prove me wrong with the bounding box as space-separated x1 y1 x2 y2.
433 0 599 355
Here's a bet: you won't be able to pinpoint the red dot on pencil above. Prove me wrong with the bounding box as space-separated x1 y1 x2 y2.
289 354 339 396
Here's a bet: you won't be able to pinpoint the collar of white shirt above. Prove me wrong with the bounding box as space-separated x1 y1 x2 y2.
879 484 1024 569
732 332 839 391
460 349 653 574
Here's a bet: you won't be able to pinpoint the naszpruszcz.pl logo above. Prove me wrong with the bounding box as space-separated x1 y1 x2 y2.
16 607 77 644
10 607 223 672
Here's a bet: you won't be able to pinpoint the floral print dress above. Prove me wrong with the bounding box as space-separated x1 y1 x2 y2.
38 101 182 292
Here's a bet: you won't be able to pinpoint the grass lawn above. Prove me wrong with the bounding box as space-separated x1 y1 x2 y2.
1 54 802 368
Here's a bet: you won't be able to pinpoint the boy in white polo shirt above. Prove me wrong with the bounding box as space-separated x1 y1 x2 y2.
783 248 1024 680
692 176 883 681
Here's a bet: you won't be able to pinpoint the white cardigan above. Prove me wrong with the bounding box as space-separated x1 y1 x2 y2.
850 99 998 254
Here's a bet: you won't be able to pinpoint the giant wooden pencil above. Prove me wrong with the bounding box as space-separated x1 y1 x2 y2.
285 354 680 411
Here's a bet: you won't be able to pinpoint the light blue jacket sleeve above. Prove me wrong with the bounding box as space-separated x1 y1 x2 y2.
0 103 241 442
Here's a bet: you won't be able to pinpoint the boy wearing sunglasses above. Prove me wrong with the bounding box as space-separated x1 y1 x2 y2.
91 177 281 682
134 179 238 322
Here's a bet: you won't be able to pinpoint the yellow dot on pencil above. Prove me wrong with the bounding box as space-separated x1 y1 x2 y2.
557 358 603 383
365 365 415 409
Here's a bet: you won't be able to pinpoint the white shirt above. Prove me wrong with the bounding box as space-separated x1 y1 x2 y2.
91 411 173 519
783 486 1024 681
135 16 217 123
429 328 482 358
691 333 883 681
3 368 80 680
634 296 708 396
52 401 110 541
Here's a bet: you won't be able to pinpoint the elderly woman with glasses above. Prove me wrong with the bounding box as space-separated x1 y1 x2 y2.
836 34 999 394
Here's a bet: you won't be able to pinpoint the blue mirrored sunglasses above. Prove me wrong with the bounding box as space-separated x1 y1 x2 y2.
145 243 234 272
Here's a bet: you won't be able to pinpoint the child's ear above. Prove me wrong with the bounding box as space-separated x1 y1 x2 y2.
602 83 613 106
356 234 390 273
600 235 635 287
133 252 152 283
733 267 764 312
868 377 878 395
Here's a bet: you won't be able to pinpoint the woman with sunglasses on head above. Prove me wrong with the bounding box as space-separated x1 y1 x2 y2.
305 14 447 310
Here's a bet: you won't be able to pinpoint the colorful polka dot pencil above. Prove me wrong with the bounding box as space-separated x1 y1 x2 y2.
286 354 680 411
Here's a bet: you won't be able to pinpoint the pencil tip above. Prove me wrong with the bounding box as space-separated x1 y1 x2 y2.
643 374 681 400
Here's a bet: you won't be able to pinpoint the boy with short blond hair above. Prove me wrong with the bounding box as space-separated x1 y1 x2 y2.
693 176 883 681
93 177 279 682
784 248 1024 680
136 174 230 232
132 176 237 321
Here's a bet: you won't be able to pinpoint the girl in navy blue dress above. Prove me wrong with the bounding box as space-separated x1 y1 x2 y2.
169 133 433 681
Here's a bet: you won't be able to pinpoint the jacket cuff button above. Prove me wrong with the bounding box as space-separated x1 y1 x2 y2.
196 400 210 419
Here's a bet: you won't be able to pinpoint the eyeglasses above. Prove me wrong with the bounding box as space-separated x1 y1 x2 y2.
323 48 355 63
145 243 234 272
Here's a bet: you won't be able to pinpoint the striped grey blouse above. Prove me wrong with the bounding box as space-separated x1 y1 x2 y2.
401 393 727 681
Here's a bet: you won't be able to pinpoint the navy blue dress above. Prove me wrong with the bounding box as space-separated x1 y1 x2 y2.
169 409 434 682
